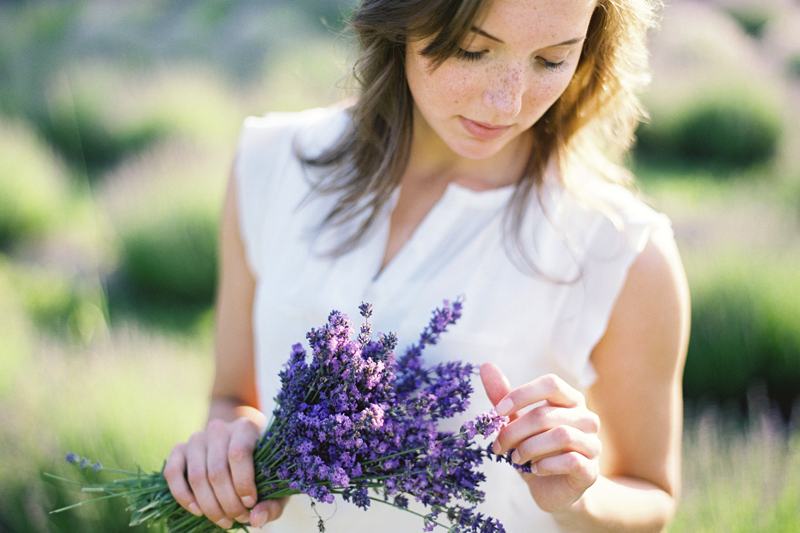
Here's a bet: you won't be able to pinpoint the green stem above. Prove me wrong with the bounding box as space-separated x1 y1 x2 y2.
49 485 158 514
349 493 450 530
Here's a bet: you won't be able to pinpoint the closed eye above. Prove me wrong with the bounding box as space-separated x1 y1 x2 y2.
455 48 487 62
538 58 566 71
456 48 567 72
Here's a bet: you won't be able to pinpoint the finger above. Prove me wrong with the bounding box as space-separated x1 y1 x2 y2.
185 432 230 529
480 362 516 421
163 444 202 517
205 421 249 522
494 373 585 418
249 499 279 527
531 450 599 487
228 418 260 509
265 497 288 522
493 404 601 454
511 425 602 466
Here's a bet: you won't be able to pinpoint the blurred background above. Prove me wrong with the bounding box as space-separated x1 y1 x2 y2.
0 0 798 531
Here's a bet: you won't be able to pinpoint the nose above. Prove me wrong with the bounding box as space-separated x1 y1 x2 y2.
482 64 525 119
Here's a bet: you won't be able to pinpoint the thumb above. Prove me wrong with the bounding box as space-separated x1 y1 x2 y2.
480 362 513 416
250 497 287 527
264 496 290 524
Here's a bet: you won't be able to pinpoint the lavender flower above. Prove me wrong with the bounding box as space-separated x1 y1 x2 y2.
48 298 508 532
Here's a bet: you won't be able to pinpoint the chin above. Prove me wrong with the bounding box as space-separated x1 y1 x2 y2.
448 137 507 161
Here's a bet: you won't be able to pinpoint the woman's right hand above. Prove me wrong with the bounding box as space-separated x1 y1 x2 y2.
164 417 287 529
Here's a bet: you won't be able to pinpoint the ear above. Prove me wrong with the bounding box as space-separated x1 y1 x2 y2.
480 362 515 420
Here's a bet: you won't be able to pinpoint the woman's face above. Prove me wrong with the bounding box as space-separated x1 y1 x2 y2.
405 0 597 161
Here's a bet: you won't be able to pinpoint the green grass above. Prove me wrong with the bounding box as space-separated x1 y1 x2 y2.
0 255 33 400
0 328 212 532
0 120 70 249
670 402 800 531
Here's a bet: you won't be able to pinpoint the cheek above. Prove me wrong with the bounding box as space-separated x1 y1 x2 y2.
523 73 575 114
413 62 484 109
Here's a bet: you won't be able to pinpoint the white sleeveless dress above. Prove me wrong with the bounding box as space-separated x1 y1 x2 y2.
233 105 675 532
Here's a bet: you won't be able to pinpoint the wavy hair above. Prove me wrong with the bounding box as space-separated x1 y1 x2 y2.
297 0 663 283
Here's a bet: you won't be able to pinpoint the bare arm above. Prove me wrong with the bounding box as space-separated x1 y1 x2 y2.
553 227 690 532
207 158 265 430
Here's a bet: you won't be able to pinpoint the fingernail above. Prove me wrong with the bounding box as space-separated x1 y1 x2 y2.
496 397 513 416
531 462 539 474
252 509 268 526
242 495 255 507
188 502 202 517
491 440 501 454
217 518 233 529
236 512 251 523
511 450 521 464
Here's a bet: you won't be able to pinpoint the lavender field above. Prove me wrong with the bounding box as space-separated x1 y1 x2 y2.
1 0 799 531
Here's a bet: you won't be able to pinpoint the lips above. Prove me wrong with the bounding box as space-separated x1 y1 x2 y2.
458 116 512 141
470 118 512 129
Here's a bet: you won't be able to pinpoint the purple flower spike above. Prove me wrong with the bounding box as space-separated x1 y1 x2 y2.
358 302 373 319
358 301 373 345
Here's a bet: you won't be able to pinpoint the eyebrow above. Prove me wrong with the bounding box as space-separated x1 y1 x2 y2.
470 26 584 48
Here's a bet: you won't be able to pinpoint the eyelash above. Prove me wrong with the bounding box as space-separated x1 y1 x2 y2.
454 48 566 71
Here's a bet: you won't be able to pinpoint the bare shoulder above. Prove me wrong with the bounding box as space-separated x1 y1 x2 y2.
614 226 691 375
591 222 691 392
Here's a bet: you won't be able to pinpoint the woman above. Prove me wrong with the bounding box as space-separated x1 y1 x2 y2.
164 0 690 531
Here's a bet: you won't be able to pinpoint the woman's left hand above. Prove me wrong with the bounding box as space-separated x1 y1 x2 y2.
480 362 602 514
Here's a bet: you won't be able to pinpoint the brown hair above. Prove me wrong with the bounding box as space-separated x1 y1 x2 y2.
297 0 663 283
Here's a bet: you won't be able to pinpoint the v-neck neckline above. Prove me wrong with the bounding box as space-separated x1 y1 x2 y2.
368 180 514 286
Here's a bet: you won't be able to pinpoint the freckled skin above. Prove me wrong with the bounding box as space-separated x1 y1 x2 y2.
405 0 597 184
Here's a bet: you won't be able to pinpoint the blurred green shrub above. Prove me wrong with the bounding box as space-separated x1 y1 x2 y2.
724 6 772 38
39 81 166 178
638 2 785 171
38 64 170 178
788 53 800 78
37 62 242 180
8 264 109 346
120 201 219 304
638 76 783 170
102 141 225 306
0 121 68 249
684 252 800 410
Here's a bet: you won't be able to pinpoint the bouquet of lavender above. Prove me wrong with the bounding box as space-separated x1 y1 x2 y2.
48 298 516 532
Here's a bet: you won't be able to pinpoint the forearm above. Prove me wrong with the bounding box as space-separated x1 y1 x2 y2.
551 474 676 533
206 395 267 433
